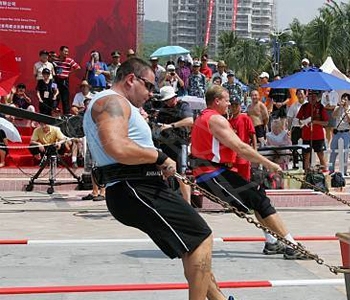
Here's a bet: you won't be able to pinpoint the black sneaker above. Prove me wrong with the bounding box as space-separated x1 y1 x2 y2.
263 241 286 255
93 194 105 201
81 193 95 201
283 245 312 260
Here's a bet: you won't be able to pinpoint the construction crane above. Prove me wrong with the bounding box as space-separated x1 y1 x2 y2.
137 0 145 55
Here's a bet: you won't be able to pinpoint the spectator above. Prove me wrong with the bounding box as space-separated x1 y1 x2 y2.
36 68 59 116
33 50 55 81
54 45 81 115
211 76 222 86
268 75 290 128
287 89 307 169
149 57 165 93
29 123 69 164
247 90 269 147
296 90 328 171
266 119 292 170
228 99 257 181
212 60 227 84
321 90 338 147
257 72 272 113
188 61 206 98
199 54 212 80
85 50 109 91
301 58 310 69
159 64 184 93
107 50 121 88
175 56 191 96
156 86 193 204
0 127 8 168
71 80 93 115
329 93 350 176
222 71 242 104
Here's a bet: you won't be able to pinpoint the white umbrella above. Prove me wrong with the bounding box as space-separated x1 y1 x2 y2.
0 117 22 142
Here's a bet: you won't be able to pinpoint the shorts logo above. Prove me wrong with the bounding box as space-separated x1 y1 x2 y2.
146 171 161 176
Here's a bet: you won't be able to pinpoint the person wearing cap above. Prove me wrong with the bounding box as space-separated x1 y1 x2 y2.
301 58 310 69
176 56 191 96
107 50 121 88
257 71 273 113
199 54 212 80
188 60 206 98
212 60 227 84
149 57 166 93
33 49 55 81
222 71 242 104
321 90 338 147
159 64 184 92
71 80 93 115
228 98 257 181
155 86 193 204
296 90 329 171
36 68 59 116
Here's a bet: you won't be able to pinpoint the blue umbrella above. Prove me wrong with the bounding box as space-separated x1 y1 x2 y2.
150 45 190 58
263 67 350 91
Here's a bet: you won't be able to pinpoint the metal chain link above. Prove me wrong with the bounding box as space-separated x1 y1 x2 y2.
174 172 350 275
283 171 350 207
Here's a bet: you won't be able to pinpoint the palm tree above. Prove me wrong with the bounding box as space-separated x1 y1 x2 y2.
191 45 208 60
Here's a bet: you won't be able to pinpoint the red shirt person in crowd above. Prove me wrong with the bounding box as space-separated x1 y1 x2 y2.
296 90 329 171
228 99 257 181
199 54 212 80
54 45 81 115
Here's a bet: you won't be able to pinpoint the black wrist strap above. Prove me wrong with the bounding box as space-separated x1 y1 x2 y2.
156 150 168 165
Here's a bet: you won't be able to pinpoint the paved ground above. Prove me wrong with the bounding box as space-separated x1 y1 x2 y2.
0 190 349 300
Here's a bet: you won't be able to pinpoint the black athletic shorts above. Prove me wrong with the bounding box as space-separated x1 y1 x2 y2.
106 178 212 259
197 169 276 219
302 140 325 153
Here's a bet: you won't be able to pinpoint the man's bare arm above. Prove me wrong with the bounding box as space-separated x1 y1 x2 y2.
92 95 158 165
209 115 280 171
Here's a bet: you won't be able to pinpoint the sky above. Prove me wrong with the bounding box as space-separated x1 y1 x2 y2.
144 0 337 30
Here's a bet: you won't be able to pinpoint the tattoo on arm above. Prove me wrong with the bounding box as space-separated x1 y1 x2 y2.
105 99 124 118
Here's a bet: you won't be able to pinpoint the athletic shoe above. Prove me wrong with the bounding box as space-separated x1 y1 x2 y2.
283 245 312 260
93 194 105 201
227 296 235 300
81 193 95 200
263 240 286 255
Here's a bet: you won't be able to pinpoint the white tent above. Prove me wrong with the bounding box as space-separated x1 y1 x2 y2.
320 56 350 82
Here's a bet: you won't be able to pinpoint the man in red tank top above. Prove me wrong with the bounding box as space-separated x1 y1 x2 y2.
191 85 310 260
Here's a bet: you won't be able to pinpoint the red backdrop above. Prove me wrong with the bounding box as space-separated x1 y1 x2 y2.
0 0 137 102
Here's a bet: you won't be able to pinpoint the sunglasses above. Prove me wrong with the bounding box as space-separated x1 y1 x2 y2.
135 75 155 92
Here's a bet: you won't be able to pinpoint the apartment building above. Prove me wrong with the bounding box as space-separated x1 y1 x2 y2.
168 0 275 56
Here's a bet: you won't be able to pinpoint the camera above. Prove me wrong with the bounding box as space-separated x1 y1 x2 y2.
170 72 175 76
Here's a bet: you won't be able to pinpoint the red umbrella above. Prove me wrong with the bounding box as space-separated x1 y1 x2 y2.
0 44 20 96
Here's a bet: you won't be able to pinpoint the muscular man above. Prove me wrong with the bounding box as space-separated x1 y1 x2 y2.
247 90 269 147
83 58 233 300
191 85 310 259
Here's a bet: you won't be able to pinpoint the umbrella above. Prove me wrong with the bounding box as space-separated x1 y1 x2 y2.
263 67 350 91
150 45 190 58
0 43 20 96
0 117 22 142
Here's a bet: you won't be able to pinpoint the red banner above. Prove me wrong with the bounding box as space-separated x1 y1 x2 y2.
0 0 137 98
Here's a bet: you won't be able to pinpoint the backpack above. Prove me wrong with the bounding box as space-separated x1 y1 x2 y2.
302 168 328 192
331 172 346 188
251 167 284 190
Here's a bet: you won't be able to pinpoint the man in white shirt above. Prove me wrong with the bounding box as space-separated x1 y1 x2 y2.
212 60 227 84
71 80 93 115
321 90 339 146
33 50 55 81
150 57 165 93
287 89 307 168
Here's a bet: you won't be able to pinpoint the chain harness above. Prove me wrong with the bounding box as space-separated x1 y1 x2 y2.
174 171 350 275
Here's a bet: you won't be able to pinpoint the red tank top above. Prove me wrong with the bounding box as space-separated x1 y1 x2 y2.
191 109 237 177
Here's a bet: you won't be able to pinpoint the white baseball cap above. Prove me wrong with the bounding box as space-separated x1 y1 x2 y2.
159 86 177 101
302 58 310 64
259 72 269 79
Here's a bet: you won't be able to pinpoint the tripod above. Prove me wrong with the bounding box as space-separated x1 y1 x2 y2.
25 145 83 194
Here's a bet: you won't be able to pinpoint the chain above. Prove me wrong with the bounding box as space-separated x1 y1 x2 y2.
283 171 350 207
174 172 350 275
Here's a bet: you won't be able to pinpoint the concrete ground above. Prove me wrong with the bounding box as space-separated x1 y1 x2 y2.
0 190 349 300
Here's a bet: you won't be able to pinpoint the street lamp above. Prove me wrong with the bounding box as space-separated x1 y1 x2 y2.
271 29 295 75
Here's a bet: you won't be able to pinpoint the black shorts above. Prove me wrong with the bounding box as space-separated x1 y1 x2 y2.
106 178 212 259
255 125 266 139
197 170 276 219
302 140 325 153
271 105 287 119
